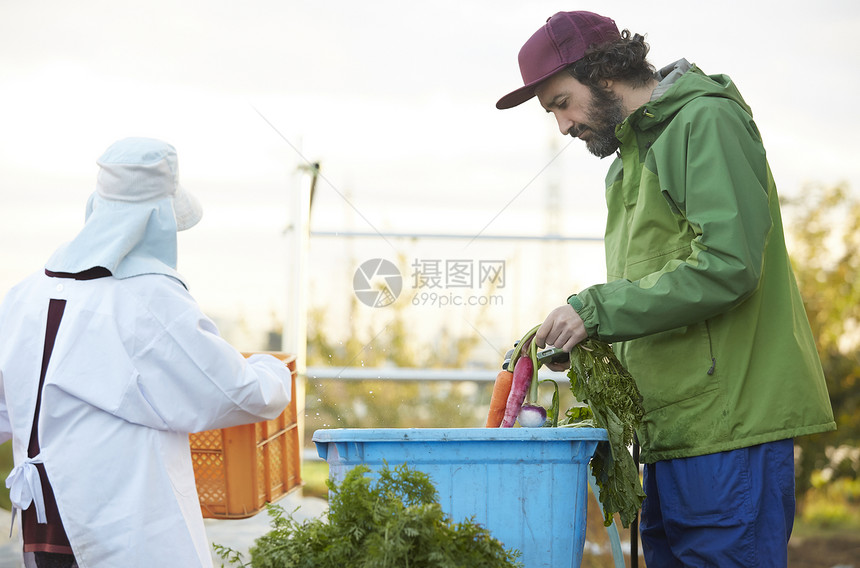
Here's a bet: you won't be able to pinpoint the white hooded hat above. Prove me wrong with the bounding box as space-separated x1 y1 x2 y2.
45 138 203 285
95 137 202 230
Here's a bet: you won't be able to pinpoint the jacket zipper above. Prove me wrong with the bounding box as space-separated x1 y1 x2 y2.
705 320 717 375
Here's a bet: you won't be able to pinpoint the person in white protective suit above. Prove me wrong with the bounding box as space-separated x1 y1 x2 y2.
0 137 293 568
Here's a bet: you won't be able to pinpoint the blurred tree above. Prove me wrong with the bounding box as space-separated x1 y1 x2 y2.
784 183 860 495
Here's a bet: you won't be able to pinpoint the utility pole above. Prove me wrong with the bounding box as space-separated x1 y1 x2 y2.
283 160 318 450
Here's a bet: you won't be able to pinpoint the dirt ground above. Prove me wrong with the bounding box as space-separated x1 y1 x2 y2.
580 493 860 568
787 532 860 568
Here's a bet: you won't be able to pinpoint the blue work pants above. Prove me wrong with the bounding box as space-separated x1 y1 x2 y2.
640 438 795 567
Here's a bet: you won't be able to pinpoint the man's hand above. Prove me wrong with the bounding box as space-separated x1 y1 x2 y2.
535 304 587 371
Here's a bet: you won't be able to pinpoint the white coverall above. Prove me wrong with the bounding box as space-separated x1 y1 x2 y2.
0 271 292 567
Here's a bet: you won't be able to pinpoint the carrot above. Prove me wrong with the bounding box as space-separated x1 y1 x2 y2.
500 355 534 428
485 370 514 427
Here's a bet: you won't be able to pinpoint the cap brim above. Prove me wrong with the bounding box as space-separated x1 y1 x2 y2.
496 85 539 109
173 185 203 231
496 64 567 110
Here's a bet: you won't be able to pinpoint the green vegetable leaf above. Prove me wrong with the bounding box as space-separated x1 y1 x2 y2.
565 406 593 422
539 378 560 427
564 339 646 528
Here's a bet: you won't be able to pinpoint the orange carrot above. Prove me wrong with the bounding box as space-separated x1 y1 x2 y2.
485 370 514 427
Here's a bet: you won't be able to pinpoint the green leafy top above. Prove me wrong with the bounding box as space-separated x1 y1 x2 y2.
563 339 647 528
218 462 523 568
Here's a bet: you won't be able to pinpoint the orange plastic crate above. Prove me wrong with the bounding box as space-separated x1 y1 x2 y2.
191 352 302 519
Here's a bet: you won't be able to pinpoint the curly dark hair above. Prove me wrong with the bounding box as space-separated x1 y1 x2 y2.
566 30 655 88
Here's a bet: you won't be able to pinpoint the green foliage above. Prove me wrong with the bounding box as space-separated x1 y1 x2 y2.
801 477 860 528
217 462 522 568
0 441 12 510
301 459 331 500
784 183 860 494
802 499 855 528
563 339 646 529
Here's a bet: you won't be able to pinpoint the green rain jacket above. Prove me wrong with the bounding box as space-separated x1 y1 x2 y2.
570 61 836 463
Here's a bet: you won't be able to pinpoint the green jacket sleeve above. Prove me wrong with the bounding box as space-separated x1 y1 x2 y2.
572 98 773 342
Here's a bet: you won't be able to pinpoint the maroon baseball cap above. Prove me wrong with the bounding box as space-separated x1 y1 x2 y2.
496 11 620 110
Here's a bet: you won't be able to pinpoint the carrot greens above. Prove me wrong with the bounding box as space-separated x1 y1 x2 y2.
216 462 523 568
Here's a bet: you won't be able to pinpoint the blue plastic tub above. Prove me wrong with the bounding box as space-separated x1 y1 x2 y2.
313 427 608 568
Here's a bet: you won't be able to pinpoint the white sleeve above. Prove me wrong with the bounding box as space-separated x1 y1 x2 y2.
115 280 292 433
0 371 12 445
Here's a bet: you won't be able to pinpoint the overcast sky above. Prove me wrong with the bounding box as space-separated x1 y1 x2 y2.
1 0 858 358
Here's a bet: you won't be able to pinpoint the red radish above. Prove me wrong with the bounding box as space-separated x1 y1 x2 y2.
501 355 534 428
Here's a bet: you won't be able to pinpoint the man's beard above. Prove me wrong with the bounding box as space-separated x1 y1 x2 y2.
574 85 625 158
